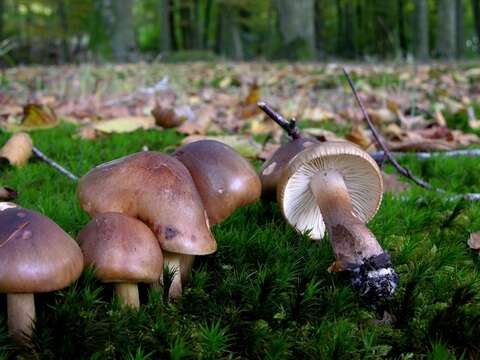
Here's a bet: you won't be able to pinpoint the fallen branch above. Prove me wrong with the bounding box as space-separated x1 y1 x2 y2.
343 68 480 202
32 147 78 182
258 102 301 140
370 149 480 162
343 68 433 190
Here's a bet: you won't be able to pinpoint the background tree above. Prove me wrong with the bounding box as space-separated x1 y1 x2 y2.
437 0 457 58
414 0 429 59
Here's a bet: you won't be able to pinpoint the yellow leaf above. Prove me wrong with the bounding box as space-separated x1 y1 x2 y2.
92 116 156 134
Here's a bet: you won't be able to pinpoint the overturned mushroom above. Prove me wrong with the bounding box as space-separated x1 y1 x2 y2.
0 207 83 342
77 151 216 299
277 142 398 303
78 212 163 309
173 139 261 285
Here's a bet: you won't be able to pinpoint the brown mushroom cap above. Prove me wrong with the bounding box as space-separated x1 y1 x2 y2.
259 137 319 198
0 208 84 293
173 140 261 225
78 212 163 283
77 151 216 255
277 142 383 240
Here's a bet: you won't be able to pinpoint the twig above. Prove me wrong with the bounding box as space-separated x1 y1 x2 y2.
32 147 78 182
258 102 301 140
343 68 433 190
370 149 480 162
343 68 480 202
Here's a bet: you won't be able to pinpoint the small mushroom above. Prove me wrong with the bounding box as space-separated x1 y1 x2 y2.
173 139 261 287
173 139 261 224
0 132 33 167
77 212 163 309
77 151 216 299
0 207 84 342
277 142 398 303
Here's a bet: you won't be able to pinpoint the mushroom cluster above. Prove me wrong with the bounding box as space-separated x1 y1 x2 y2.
0 204 83 342
77 140 260 302
259 104 398 303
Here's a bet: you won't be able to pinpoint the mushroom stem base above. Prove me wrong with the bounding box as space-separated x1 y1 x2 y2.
114 283 139 309
161 252 183 300
7 293 35 343
349 252 399 304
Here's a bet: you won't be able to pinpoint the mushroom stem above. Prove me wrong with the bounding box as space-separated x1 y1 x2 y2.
114 283 140 309
310 170 398 302
163 251 182 300
7 293 35 342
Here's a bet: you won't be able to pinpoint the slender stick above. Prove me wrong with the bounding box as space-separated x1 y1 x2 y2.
257 102 301 140
343 68 433 190
370 149 480 162
32 146 78 182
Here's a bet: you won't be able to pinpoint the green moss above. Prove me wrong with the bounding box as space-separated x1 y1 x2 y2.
0 126 479 358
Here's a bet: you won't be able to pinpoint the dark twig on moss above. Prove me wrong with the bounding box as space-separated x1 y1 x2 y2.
32 147 78 182
343 68 433 190
258 102 301 140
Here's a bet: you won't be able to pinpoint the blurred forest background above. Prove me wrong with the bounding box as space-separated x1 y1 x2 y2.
0 0 480 65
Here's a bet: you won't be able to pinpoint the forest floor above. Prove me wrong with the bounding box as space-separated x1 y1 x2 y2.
0 62 479 359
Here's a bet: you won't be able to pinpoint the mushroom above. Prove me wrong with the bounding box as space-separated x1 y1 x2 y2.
257 102 320 198
77 151 216 299
277 142 398 303
260 137 319 198
0 207 83 342
77 212 163 309
173 139 261 224
173 139 261 286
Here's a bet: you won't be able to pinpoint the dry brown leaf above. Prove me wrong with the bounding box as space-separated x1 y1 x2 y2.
92 116 155 134
151 105 186 128
258 143 280 161
467 232 480 251
433 109 447 127
177 106 215 135
302 128 345 142
0 132 33 166
388 140 455 152
345 125 374 150
303 107 335 122
19 103 58 129
0 186 17 200
367 108 396 125
327 260 347 273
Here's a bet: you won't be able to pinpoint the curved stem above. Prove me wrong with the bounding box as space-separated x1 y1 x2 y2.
7 293 35 343
310 170 383 268
114 283 140 309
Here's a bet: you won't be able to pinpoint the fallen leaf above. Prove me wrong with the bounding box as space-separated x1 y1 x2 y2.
0 186 17 200
181 135 262 158
467 232 480 251
345 125 374 150
91 116 156 134
151 104 188 128
303 128 345 142
0 132 33 166
18 104 58 130
327 260 347 273
258 143 280 161
177 106 215 135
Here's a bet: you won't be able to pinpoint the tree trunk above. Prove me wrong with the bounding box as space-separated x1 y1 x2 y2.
219 4 243 60
314 0 324 58
111 0 136 62
58 0 70 63
398 0 407 57
0 0 4 41
274 0 316 60
414 0 429 59
473 0 480 50
158 0 171 52
436 0 456 58
456 0 464 57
